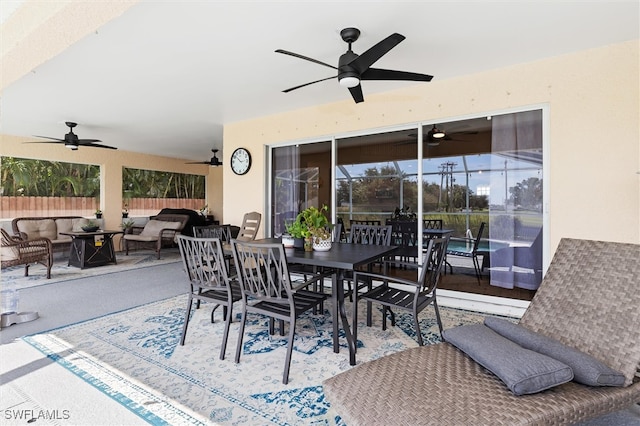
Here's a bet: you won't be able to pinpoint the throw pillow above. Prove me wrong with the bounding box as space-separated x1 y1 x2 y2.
443 324 573 395
484 316 626 387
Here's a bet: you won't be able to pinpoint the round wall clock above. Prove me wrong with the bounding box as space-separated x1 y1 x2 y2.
231 147 252 175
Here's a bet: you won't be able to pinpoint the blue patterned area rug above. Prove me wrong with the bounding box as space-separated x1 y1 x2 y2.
2 249 181 290
23 296 494 425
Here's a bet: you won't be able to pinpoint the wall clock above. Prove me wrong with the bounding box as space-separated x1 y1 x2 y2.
231 147 252 175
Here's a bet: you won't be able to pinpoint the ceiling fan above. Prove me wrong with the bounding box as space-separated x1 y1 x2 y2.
401 125 478 147
25 122 116 150
186 149 222 166
276 27 433 103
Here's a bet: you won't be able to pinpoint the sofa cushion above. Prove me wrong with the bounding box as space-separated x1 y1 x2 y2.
484 317 625 387
443 324 573 395
140 220 182 237
16 219 56 241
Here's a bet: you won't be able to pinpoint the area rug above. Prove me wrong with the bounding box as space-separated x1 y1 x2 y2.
1 249 182 290
23 296 503 425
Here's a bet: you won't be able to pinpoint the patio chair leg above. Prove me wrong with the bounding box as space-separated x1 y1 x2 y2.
413 312 423 346
433 299 444 340
180 297 193 346
283 318 295 385
235 310 248 364
220 307 233 360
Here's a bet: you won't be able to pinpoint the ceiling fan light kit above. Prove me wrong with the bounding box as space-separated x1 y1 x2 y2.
276 27 433 103
429 125 446 139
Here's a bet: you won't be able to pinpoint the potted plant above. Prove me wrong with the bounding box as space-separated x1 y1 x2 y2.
121 218 135 234
122 203 129 218
284 218 309 249
300 205 332 251
95 209 103 219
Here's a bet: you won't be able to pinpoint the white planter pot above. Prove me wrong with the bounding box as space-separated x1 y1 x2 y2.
313 238 332 251
282 235 295 248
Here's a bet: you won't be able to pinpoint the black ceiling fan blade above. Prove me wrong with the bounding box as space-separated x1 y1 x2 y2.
349 33 405 74
78 142 117 149
275 49 338 70
361 67 433 82
186 161 210 164
282 76 335 93
32 135 64 141
77 138 103 143
349 84 364 103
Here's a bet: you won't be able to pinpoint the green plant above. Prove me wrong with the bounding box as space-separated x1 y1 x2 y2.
121 218 135 230
301 205 331 242
285 219 308 238
284 205 332 241
95 209 102 215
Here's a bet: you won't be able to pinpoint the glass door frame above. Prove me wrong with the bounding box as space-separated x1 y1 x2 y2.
265 105 550 313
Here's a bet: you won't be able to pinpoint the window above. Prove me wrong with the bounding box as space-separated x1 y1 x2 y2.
269 108 544 297
1 157 100 218
122 167 206 216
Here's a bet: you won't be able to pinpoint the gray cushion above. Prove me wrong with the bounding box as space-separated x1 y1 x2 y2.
442 324 573 395
484 317 626 387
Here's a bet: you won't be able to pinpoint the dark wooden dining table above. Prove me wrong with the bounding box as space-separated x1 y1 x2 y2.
252 239 397 365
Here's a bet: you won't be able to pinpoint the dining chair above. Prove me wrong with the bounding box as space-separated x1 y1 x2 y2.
177 235 242 360
193 224 234 272
353 235 450 345
231 239 327 384
193 224 232 241
236 211 261 241
423 219 443 230
344 224 394 300
446 222 486 284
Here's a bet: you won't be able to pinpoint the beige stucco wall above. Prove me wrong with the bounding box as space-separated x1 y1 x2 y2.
223 40 640 253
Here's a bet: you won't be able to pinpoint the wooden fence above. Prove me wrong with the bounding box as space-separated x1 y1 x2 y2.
0 196 205 218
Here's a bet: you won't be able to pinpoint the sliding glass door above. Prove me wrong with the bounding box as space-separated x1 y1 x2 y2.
269 108 544 297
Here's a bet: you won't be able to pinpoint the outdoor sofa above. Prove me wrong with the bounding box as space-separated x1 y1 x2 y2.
12 216 95 254
323 238 640 425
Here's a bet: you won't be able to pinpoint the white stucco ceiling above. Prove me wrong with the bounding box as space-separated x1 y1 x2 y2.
1 1 638 162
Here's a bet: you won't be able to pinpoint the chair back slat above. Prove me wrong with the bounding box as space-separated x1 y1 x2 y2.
231 240 292 304
193 224 232 241
237 211 262 241
423 219 443 230
418 236 450 295
177 235 230 291
350 219 381 227
349 224 393 245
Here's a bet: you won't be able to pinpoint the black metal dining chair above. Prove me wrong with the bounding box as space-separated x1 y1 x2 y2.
177 235 242 360
231 239 328 384
353 235 450 345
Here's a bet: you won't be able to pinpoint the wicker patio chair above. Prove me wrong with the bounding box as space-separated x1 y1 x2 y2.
1 228 53 279
323 238 640 425
177 235 242 360
123 214 189 259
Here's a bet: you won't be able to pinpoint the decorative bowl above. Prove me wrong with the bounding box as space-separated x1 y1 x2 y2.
82 225 100 232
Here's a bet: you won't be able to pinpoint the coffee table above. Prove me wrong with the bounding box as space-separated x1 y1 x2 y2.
60 230 124 269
